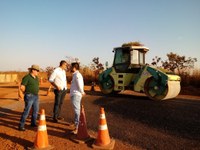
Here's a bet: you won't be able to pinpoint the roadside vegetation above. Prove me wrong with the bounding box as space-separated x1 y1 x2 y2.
1 41 199 95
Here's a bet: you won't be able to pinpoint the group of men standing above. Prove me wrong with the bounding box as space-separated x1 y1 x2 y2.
18 60 85 134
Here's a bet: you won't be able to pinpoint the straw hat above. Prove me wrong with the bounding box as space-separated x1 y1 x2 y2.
28 64 40 71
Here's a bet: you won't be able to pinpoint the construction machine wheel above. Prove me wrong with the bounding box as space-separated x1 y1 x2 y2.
144 77 180 100
99 75 114 94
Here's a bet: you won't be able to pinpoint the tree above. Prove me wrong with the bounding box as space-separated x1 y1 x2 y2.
45 66 54 79
151 56 162 67
161 52 197 75
65 56 79 71
91 57 104 82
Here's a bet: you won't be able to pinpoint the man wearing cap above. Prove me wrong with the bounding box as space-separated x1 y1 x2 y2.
18 65 40 131
49 60 68 123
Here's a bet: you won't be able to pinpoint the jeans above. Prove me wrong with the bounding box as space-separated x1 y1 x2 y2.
53 89 67 119
19 93 39 128
70 94 82 128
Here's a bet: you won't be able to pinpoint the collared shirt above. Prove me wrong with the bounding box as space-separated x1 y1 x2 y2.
21 74 39 95
49 67 67 90
70 70 84 96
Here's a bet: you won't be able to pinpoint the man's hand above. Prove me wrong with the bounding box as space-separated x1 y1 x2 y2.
82 92 86 96
50 82 61 91
57 86 61 91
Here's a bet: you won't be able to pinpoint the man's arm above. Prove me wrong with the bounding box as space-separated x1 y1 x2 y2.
20 85 25 93
49 70 61 90
76 74 85 96
50 82 61 90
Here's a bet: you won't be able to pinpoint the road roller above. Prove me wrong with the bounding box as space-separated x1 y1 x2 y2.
98 45 181 100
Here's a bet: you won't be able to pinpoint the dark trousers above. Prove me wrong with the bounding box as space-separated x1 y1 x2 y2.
53 89 67 119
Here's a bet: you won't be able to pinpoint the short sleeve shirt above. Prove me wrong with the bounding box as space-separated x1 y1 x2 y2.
21 74 39 95
49 67 67 90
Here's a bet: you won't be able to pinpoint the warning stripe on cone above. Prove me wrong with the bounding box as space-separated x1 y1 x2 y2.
38 125 47 131
40 114 45 120
100 114 105 119
98 124 108 130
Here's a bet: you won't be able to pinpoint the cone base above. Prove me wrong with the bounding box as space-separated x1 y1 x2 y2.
70 134 94 144
28 145 54 150
92 138 115 150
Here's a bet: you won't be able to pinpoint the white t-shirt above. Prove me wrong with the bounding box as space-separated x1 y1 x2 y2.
70 70 84 96
49 67 67 90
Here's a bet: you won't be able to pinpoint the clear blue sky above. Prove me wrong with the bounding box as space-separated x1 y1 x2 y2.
0 0 200 71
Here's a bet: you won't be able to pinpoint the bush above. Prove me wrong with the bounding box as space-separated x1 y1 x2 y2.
180 69 200 88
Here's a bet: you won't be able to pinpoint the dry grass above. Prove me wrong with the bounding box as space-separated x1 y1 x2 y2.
180 69 200 88
1 68 200 95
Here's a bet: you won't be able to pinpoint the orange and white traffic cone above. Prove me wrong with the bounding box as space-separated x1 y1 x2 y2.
92 107 115 150
71 105 92 143
33 109 53 149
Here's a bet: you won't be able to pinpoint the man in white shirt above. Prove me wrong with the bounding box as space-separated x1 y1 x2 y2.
70 62 85 134
49 60 68 123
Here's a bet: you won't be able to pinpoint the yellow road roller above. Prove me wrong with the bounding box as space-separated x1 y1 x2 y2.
98 46 181 100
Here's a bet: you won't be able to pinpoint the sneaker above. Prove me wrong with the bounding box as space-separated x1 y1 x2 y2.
57 116 64 120
71 128 78 134
69 123 76 130
18 127 26 131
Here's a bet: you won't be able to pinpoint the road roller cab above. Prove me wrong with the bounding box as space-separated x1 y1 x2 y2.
98 46 181 100
113 46 149 73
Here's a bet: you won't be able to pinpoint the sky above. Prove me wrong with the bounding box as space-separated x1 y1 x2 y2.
0 0 200 71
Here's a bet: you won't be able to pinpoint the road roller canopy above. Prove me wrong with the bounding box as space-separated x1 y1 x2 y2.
113 46 149 68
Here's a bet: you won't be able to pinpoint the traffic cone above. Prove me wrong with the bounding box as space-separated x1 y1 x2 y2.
33 109 53 150
46 85 52 96
70 105 93 143
92 107 115 150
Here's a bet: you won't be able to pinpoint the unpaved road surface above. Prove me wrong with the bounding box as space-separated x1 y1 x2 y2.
0 83 200 150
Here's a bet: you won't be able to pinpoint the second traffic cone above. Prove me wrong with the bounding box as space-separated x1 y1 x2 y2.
70 105 92 143
33 109 53 150
92 107 115 150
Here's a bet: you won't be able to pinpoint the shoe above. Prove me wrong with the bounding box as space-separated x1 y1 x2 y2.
31 124 37 127
18 127 26 131
57 116 64 120
69 123 76 130
71 128 78 134
53 118 58 123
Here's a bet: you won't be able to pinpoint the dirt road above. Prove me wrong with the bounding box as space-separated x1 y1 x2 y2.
0 83 200 150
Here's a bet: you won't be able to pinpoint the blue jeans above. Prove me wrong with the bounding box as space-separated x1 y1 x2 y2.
53 89 67 119
19 93 39 128
70 94 82 128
